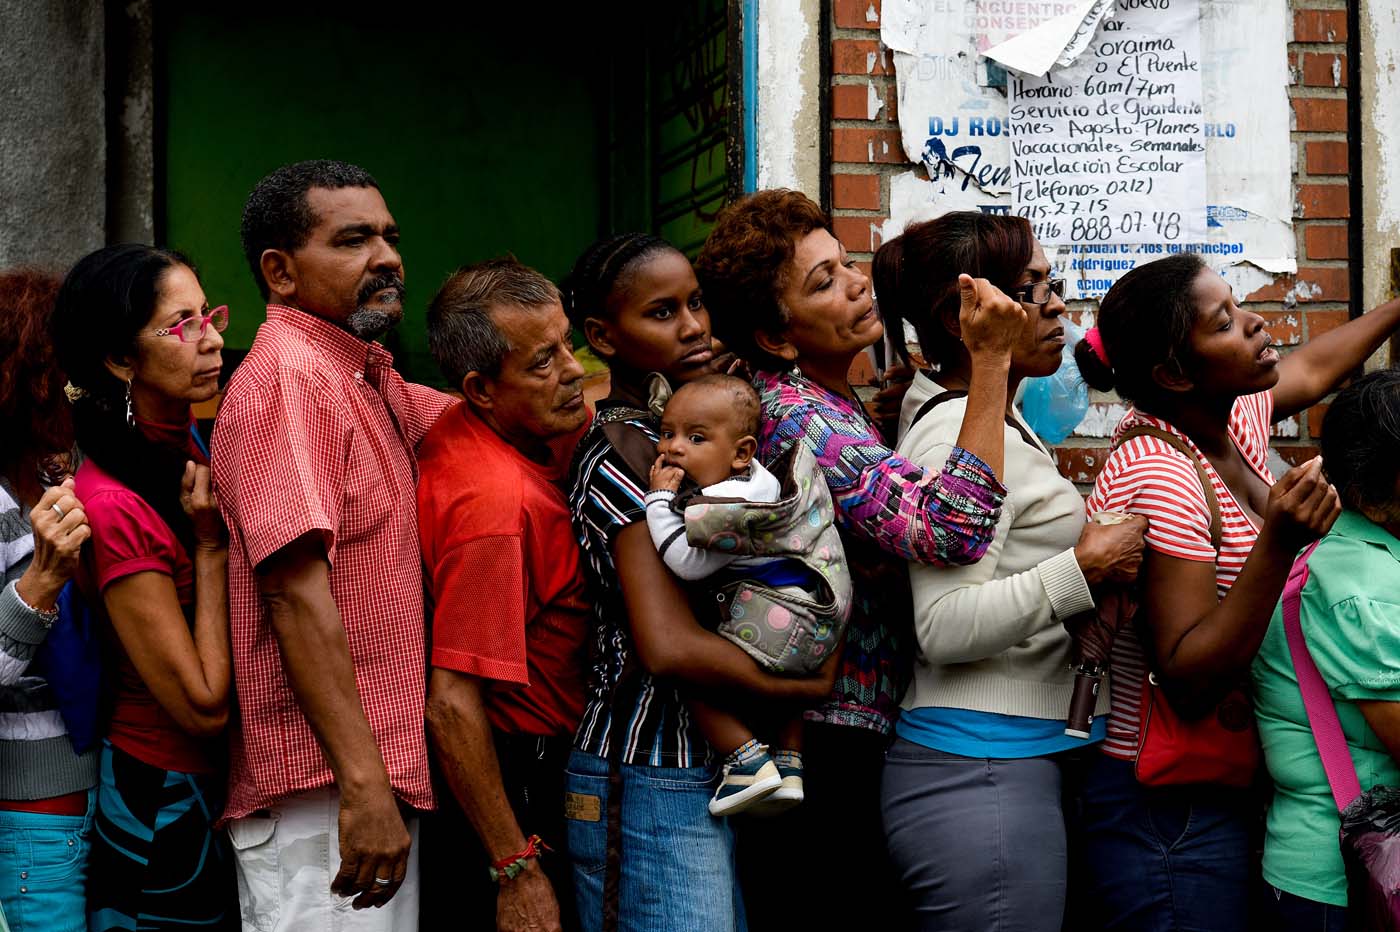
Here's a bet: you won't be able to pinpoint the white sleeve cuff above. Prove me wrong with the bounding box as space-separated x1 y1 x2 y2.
1037 548 1095 621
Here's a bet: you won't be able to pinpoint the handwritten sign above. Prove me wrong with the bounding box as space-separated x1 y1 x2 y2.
1008 0 1207 246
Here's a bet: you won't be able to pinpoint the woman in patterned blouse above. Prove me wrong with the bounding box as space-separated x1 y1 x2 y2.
694 189 1028 931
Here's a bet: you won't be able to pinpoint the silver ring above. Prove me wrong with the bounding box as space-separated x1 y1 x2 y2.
51 502 65 519
373 876 392 886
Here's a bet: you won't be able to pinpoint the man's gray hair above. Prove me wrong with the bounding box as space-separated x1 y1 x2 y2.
427 256 562 387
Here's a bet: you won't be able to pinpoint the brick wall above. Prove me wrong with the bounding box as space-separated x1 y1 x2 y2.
828 0 1356 486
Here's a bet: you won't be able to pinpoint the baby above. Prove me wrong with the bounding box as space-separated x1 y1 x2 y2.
645 374 848 817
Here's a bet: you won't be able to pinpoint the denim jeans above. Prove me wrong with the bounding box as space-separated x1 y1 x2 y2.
0 791 95 932
1080 754 1253 932
1259 883 1348 932
564 750 745 932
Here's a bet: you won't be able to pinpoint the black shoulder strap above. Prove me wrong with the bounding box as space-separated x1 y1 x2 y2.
1114 425 1223 552
571 403 653 480
909 390 969 431
909 388 1046 455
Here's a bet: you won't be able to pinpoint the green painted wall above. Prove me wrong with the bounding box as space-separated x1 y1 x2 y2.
159 3 608 386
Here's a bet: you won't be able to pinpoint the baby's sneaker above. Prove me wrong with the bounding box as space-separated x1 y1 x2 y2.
709 741 781 817
749 749 803 817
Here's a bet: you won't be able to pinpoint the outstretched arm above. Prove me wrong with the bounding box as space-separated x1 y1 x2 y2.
769 403 1005 568
1272 296 1400 421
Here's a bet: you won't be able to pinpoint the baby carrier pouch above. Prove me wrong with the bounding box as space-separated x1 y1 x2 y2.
679 442 852 675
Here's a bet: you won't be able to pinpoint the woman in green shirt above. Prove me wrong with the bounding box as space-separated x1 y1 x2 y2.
1253 369 1400 931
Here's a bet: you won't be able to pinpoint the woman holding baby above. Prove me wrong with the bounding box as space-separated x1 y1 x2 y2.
561 233 845 932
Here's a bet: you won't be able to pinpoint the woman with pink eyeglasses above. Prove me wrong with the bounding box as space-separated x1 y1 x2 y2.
52 245 237 931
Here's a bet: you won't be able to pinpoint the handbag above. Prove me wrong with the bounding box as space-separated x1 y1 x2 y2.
1116 425 1261 788
1284 542 1400 929
29 581 104 754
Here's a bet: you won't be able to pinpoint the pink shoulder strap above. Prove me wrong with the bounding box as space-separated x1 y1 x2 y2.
1282 540 1363 812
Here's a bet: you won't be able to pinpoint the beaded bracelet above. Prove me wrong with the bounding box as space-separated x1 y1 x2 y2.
488 834 550 884
11 583 59 628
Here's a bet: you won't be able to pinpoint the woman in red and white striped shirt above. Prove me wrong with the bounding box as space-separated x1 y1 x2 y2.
1074 252 1400 931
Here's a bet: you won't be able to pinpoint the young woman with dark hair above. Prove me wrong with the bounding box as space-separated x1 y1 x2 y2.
51 244 237 931
1077 254 1400 931
0 268 96 932
1252 368 1400 932
869 212 1146 931
560 233 836 932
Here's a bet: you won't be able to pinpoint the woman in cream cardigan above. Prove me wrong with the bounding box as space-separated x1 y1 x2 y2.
874 212 1146 932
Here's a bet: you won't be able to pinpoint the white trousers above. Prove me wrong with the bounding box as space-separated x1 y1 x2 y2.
226 787 420 932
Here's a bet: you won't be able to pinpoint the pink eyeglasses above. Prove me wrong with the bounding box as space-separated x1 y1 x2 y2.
146 306 229 343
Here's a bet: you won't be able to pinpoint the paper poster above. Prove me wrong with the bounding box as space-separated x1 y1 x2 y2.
973 0 1082 51
1008 0 1207 246
885 0 1015 202
883 0 1294 299
983 0 1117 75
1195 0 1295 274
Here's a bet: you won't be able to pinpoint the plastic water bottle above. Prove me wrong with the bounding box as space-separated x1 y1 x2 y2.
1020 318 1090 444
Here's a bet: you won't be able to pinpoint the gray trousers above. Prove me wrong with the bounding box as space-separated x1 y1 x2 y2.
881 738 1068 932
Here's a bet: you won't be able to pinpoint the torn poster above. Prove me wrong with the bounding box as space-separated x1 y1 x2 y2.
881 0 964 55
884 0 1294 300
884 0 1015 199
982 0 1117 76
1195 0 1295 275
1008 0 1208 246
886 62 1015 207
973 1 1082 52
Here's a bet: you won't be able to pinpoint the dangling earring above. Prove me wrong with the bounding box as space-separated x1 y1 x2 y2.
124 379 135 428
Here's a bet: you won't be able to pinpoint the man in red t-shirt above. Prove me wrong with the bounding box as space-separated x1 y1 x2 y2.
417 257 591 932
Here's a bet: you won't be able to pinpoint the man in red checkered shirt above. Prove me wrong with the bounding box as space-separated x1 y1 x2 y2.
212 160 453 930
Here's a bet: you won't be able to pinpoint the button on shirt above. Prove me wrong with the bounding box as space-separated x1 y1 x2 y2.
213 305 454 821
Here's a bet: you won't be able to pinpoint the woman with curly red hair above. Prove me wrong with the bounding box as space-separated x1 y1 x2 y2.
0 268 97 932
694 190 1029 929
